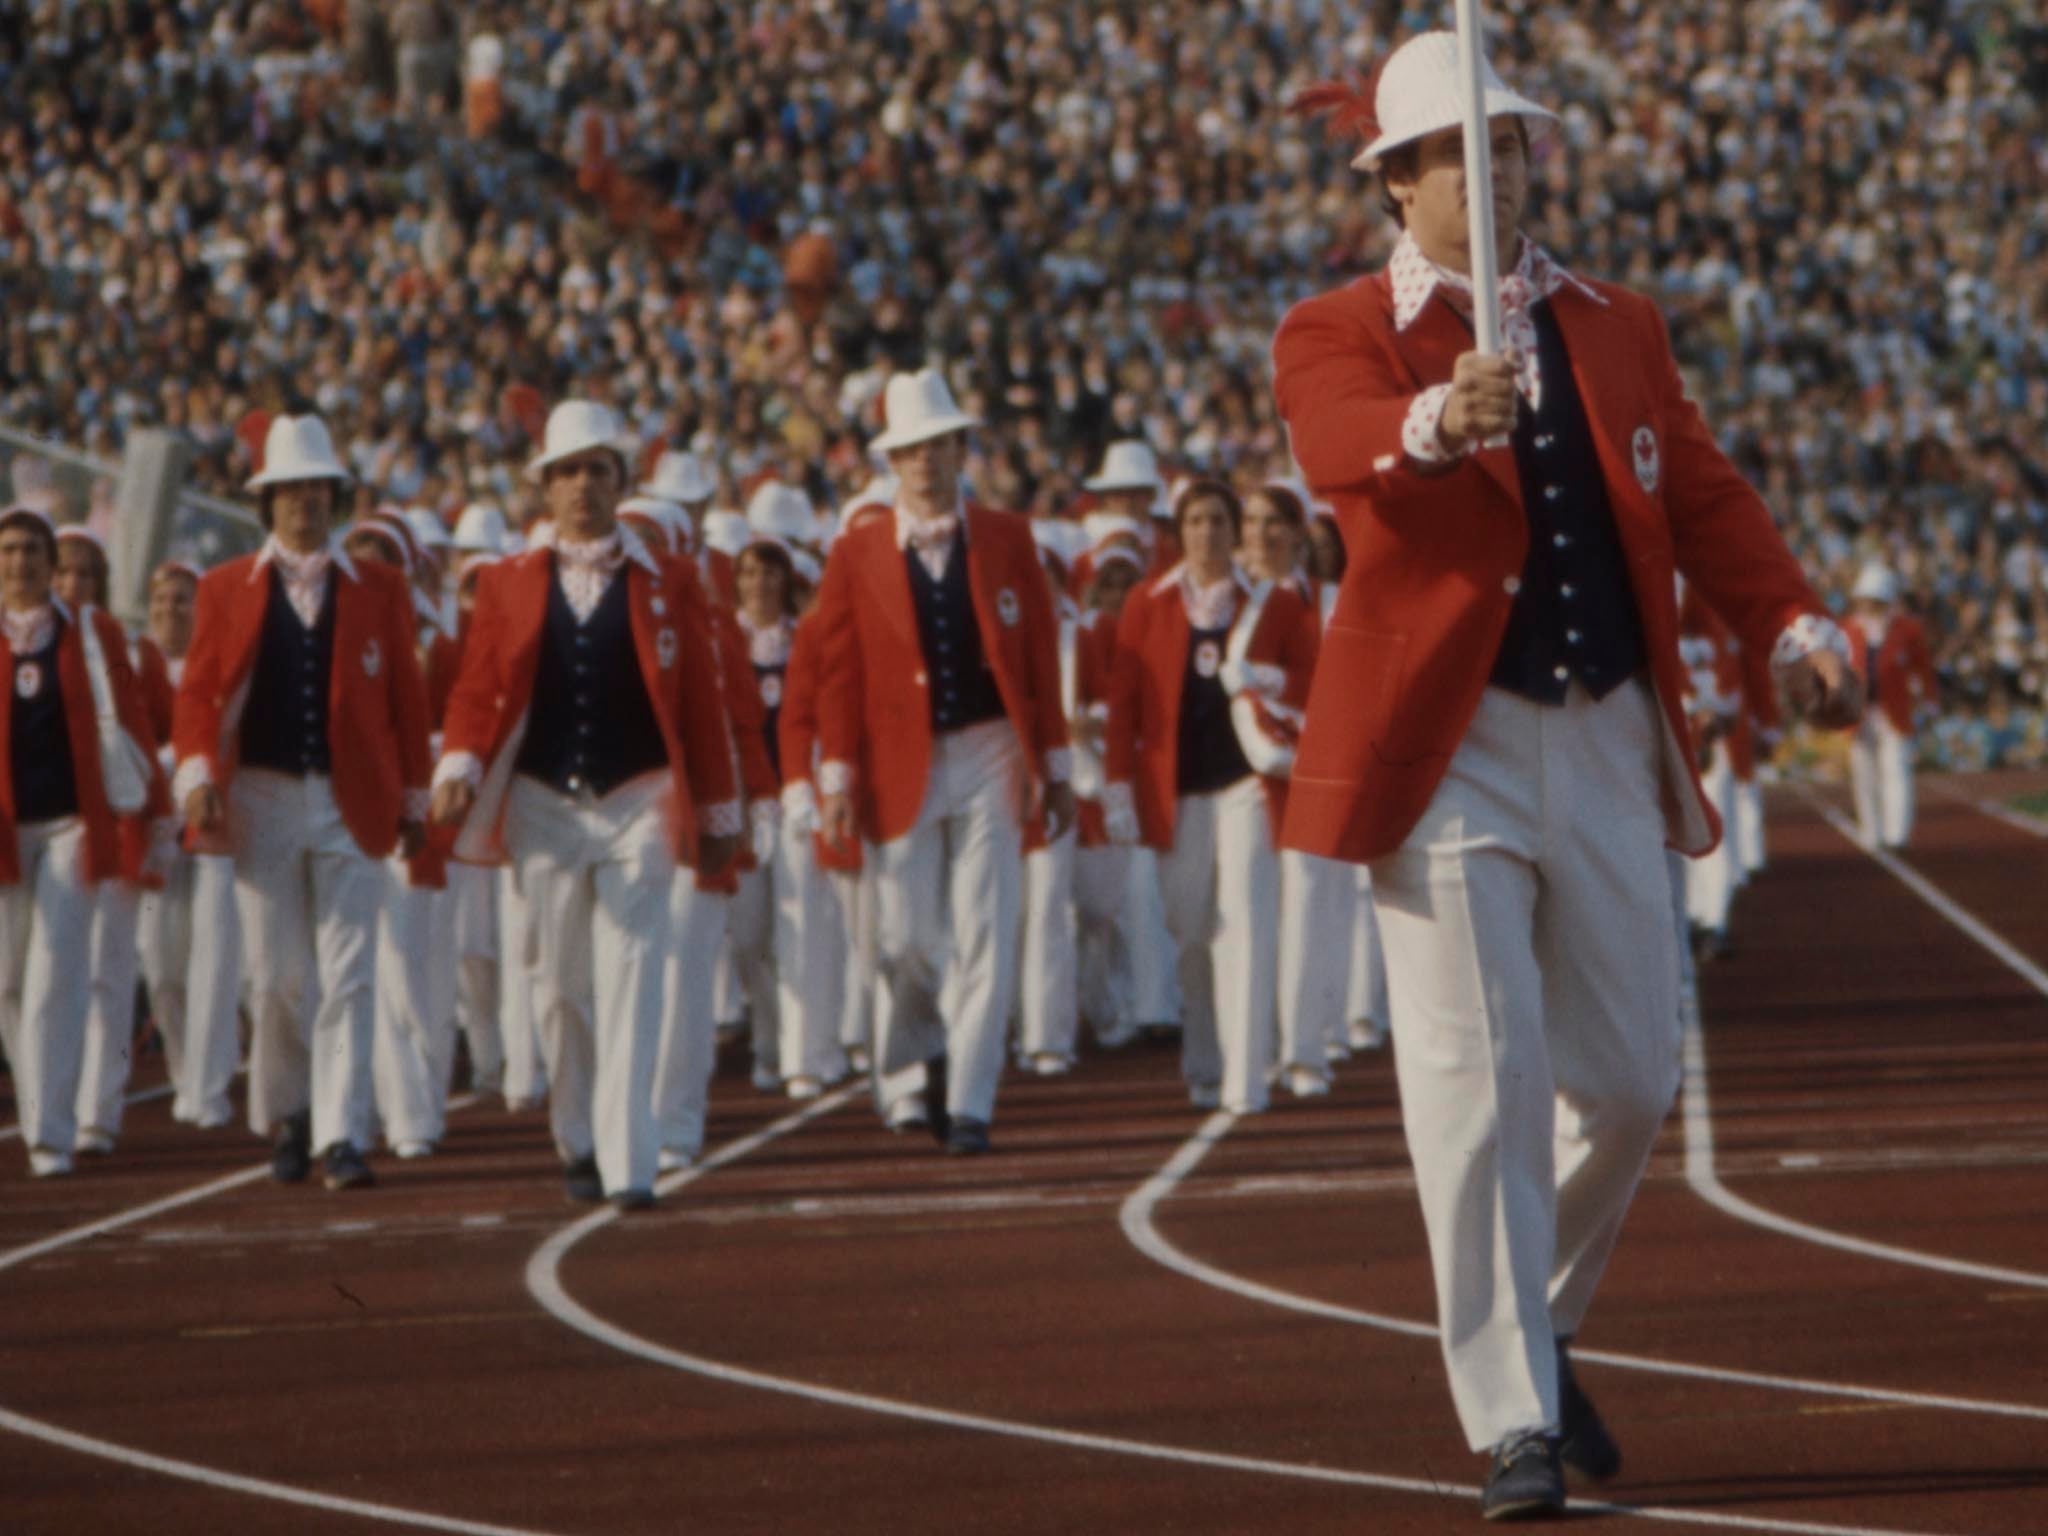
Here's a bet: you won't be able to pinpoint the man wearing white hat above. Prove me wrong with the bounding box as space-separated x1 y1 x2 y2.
1845 564 1936 849
0 505 165 1177
1086 441 1176 576
175 414 433 1193
430 400 741 1209
644 452 733 606
1277 32 1862 1515
814 368 1073 1154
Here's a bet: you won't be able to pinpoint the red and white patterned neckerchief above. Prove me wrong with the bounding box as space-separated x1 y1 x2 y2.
261 537 335 629
550 531 626 624
738 612 793 669
1179 568 1240 631
2 604 55 654
895 503 964 583
1388 233 1606 414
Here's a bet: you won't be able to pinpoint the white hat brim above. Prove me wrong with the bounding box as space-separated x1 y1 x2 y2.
1352 93 1557 171
525 437 633 484
247 463 351 491
869 412 979 455
1084 474 1165 495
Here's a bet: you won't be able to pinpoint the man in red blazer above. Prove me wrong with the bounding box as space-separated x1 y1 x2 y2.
175 415 432 1193
1275 33 1861 1516
1844 563 1937 849
430 400 741 1210
0 505 164 1177
813 369 1073 1155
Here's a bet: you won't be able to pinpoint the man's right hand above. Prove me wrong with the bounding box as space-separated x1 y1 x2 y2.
430 779 476 828
183 784 224 838
1438 352 1520 453
820 789 855 849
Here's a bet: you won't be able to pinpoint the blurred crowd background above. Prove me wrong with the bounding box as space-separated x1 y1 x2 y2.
3 0 2046 765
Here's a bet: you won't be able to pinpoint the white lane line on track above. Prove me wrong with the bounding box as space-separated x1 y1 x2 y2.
1123 1112 2048 1426
0 1083 174 1144
530 1101 1957 1536
0 1094 570 1536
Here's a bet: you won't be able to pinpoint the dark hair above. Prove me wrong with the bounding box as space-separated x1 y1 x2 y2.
737 539 800 616
1250 484 1307 528
57 534 110 606
0 510 57 564
1174 477 1242 539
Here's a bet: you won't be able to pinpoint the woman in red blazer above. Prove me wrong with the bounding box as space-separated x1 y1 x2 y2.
1845 564 1938 848
1103 479 1318 1114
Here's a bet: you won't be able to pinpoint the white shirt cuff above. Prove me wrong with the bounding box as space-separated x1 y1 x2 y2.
170 756 214 809
433 751 485 792
817 759 853 796
700 798 744 839
1043 747 1072 785
1402 384 1467 465
1769 613 1852 672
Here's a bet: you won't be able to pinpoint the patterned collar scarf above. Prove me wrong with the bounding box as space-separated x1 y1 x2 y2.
738 611 794 668
261 535 337 629
1388 233 1607 414
1179 567 1241 631
550 530 626 624
2 604 56 654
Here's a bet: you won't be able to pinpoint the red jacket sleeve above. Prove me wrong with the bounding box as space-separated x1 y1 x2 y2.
1103 586 1150 787
778 618 820 789
439 564 510 764
714 608 778 800
1014 534 1072 767
662 557 740 821
380 571 433 801
171 569 235 781
811 538 863 777
96 611 169 821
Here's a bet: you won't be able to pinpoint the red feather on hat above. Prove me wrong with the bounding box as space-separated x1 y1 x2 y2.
1287 61 1388 147
501 384 546 439
236 408 272 473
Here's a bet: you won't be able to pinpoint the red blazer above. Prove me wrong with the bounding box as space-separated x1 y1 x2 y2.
438 541 738 868
1105 565 1319 849
779 612 862 873
1272 264 1826 861
1848 612 1937 735
174 551 431 861
812 506 1069 845
1 606 167 887
693 606 778 893
425 625 465 728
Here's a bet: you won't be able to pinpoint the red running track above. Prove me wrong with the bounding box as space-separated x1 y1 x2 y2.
3 772 2047 1534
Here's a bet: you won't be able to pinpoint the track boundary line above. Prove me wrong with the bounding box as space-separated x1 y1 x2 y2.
1122 1111 2048 1424
529 1098 1958 1535
0 1093 576 1535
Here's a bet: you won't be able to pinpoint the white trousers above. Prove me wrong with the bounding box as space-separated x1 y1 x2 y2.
447 862 502 1093
831 861 875 1055
232 771 380 1154
1734 775 1766 877
1124 846 1179 1026
1158 775 1279 1112
766 821 847 1084
873 719 1025 1125
138 857 195 1099
372 859 453 1148
1849 715 1914 848
497 866 545 1105
0 819 95 1158
1370 681 1680 1452
1072 845 1132 1042
1018 828 1078 1062
1278 850 1354 1077
1685 740 1738 934
508 773 673 1194
174 854 243 1124
1346 867 1389 1031
75 877 142 1139
653 878 727 1159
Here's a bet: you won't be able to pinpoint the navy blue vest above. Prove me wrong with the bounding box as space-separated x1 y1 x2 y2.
10 620 78 823
1488 302 1646 704
1176 623 1253 797
513 567 667 799
906 536 1005 733
754 661 786 782
238 567 336 777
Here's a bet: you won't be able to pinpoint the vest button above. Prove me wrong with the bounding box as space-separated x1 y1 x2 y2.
915 672 927 686
1553 665 1569 682
1560 583 1576 599
1502 576 1521 596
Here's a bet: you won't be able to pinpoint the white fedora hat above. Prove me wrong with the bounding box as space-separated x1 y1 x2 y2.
869 368 979 454
642 449 717 505
526 399 633 482
700 509 754 558
248 414 352 490
1086 440 1166 495
1352 31 1556 171
746 481 818 544
451 501 508 554
1851 563 1900 605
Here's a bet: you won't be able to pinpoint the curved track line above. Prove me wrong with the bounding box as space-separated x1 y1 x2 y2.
1123 1111 2048 1424
0 1094 570 1536
0 1083 174 1145
528 1098 1953 1535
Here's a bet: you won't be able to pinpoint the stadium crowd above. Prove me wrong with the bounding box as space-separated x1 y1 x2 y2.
3 0 2046 757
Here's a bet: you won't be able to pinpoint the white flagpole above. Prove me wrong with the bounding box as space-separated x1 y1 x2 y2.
1453 0 1503 354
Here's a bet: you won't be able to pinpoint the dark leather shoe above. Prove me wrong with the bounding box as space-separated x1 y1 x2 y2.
271 1110 311 1184
1481 1430 1564 1521
610 1188 655 1212
924 1054 951 1146
944 1117 991 1156
1557 1340 1621 1482
563 1155 603 1203
321 1142 375 1191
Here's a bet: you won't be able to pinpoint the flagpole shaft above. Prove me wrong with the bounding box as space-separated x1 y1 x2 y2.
1453 0 1503 354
